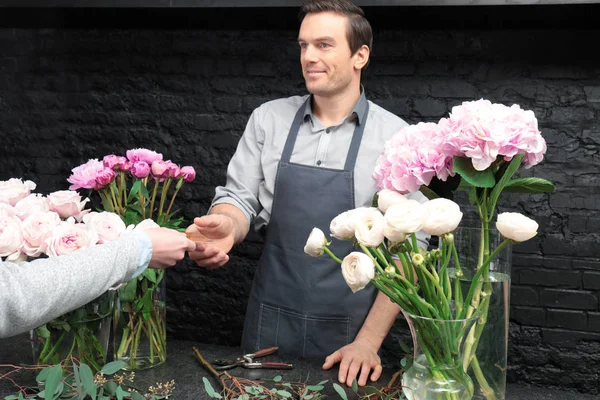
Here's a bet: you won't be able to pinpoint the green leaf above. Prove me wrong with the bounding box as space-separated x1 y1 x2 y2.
118 279 138 303
317 380 329 386
127 180 142 203
351 379 358 393
130 392 146 400
115 386 128 400
140 182 150 199
100 360 125 376
144 268 157 284
102 382 118 396
36 366 52 382
361 386 384 397
203 377 222 399
503 177 555 193
79 363 96 400
272 375 282 382
488 154 525 214
35 325 51 339
276 390 292 398
4 395 19 400
453 156 496 188
306 385 324 391
332 383 348 400
43 365 63 400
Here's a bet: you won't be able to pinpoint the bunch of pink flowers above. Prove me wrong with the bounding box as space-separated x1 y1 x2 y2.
66 148 196 226
373 99 547 194
0 178 158 262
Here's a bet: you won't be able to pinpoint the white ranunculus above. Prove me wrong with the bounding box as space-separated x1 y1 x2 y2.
384 200 430 240
496 212 538 242
45 220 99 257
354 208 385 247
330 210 356 240
304 227 327 257
83 211 126 243
421 198 463 236
341 252 375 293
14 193 50 221
21 211 61 257
0 178 36 206
0 214 23 260
377 189 408 213
47 190 90 221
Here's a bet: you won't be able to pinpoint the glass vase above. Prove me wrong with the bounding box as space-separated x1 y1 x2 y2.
113 269 167 370
451 220 512 400
30 290 115 374
401 311 478 400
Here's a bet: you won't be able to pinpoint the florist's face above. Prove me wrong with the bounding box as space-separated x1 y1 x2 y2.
298 12 361 98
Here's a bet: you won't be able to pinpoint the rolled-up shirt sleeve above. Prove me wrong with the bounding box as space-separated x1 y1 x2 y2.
209 107 265 232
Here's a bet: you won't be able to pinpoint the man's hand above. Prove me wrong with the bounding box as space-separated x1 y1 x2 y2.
186 215 236 269
322 337 382 387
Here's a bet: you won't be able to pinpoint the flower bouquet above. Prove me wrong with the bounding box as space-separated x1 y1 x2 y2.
66 148 196 370
0 178 131 373
304 99 554 400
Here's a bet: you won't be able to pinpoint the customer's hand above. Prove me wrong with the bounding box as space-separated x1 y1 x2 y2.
186 215 235 269
144 228 196 269
322 337 382 387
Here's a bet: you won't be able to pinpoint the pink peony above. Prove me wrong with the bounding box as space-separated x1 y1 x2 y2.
0 178 37 206
95 167 116 189
372 122 454 194
151 160 169 180
47 190 91 221
45 220 99 257
67 158 105 190
21 211 61 257
165 161 181 179
14 193 50 221
180 166 196 182
126 148 163 165
131 161 151 179
103 155 124 170
0 214 23 261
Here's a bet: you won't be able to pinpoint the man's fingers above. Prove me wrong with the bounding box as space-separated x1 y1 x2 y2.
195 252 228 268
358 363 372 387
337 356 352 384
344 360 361 387
185 239 196 252
322 351 341 370
370 364 383 382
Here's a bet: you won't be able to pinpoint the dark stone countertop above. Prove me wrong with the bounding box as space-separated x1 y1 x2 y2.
0 333 596 399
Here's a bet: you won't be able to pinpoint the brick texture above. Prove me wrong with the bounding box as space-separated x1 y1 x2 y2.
0 5 599 396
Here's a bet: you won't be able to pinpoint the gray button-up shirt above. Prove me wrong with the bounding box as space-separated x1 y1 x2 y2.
211 90 429 245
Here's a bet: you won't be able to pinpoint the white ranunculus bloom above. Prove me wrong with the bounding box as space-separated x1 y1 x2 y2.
341 252 375 293
330 209 356 240
496 212 538 242
354 207 385 247
421 198 463 236
304 227 327 257
377 189 407 213
384 200 430 240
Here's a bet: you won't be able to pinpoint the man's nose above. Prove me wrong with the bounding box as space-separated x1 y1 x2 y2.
303 45 319 63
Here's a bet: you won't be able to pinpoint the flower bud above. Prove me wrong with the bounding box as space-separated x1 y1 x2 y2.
442 232 454 244
411 253 425 266
384 266 397 278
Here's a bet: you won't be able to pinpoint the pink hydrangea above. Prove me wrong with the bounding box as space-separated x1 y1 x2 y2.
67 159 105 190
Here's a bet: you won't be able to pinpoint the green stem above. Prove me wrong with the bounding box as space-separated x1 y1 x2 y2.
164 178 184 221
149 179 160 220
323 247 342 264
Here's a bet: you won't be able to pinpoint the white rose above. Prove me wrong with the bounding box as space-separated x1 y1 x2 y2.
21 211 61 257
0 178 36 206
354 208 385 247
421 198 463 236
341 252 375 293
384 200 430 241
0 204 17 218
496 212 538 242
0 214 23 261
47 190 91 221
14 193 50 221
45 220 99 257
377 189 408 213
83 211 126 243
304 227 327 257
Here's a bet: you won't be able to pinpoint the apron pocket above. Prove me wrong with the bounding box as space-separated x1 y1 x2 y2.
257 303 350 358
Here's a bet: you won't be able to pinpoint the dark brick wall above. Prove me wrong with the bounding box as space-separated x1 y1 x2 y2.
1 5 599 395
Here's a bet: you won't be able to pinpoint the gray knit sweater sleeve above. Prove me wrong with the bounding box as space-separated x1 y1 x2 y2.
0 232 147 338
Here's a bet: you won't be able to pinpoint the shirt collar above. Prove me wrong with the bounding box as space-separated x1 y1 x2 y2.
303 85 368 125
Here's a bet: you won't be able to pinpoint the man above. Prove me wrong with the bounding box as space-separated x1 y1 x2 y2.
187 0 428 388
0 228 195 338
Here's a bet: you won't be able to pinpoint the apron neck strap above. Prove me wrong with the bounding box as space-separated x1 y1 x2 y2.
281 97 370 172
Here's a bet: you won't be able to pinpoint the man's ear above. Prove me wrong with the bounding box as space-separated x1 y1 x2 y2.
353 45 370 71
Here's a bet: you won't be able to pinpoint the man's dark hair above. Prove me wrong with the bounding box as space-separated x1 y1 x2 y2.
299 0 373 61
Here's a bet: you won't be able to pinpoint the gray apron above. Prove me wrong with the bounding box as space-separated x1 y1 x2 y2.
241 97 377 359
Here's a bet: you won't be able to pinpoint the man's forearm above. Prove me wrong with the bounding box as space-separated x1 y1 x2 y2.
355 291 401 350
209 203 249 244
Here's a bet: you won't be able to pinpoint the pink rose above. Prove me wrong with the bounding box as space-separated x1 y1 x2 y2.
21 211 61 257
67 159 105 190
0 214 23 261
82 211 126 243
14 193 50 221
47 190 91 221
180 166 196 182
131 161 151 179
95 167 116 189
45 220 99 257
0 178 37 206
126 148 163 165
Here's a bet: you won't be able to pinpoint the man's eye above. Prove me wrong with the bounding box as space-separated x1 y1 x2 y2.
319 43 330 48
299 43 308 49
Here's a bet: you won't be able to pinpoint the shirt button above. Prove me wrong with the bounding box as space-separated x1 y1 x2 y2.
317 160 322 166
326 128 331 133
